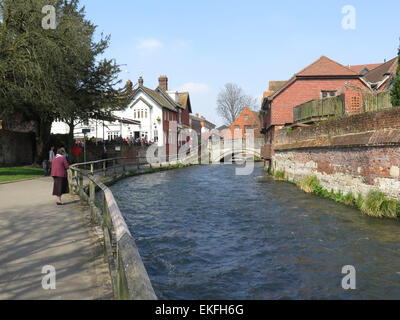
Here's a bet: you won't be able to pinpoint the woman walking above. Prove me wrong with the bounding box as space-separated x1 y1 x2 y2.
51 148 70 205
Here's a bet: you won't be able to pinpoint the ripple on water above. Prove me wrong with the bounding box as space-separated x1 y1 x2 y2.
110 164 400 300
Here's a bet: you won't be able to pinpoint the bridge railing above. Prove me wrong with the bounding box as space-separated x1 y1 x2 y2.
69 155 198 300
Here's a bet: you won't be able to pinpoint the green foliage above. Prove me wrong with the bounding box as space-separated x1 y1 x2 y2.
286 127 293 133
356 194 364 210
391 49 400 107
0 0 128 161
300 175 321 193
273 170 286 181
0 166 43 183
361 191 398 219
343 192 356 207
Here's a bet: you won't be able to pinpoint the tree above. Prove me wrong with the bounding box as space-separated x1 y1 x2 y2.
0 0 128 162
391 47 400 107
216 83 258 125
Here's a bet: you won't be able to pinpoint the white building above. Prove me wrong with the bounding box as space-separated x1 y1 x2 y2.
51 75 193 149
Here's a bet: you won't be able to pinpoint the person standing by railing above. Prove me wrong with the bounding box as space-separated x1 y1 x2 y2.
51 148 70 205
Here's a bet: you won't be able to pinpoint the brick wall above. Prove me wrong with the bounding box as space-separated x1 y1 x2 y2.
224 107 262 139
272 107 400 200
271 78 366 125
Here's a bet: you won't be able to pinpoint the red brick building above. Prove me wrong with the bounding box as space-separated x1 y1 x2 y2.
260 56 382 162
224 106 262 139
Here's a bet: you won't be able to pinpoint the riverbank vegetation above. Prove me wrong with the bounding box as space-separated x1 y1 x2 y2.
270 170 400 219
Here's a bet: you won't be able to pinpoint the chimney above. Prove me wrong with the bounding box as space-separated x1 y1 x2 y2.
126 80 133 93
138 76 143 87
195 113 199 117
201 116 206 120
158 75 168 91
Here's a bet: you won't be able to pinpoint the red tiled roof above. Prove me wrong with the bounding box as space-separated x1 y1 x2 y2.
296 56 359 76
349 63 382 74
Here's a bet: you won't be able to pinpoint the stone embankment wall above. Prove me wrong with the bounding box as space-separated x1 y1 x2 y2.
272 107 400 200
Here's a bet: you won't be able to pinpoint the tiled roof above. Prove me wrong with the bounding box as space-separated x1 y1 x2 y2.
296 56 359 76
135 86 177 111
178 92 193 113
362 57 398 85
178 92 189 109
269 81 287 92
349 63 382 74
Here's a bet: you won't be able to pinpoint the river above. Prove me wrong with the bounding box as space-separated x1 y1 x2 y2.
110 163 400 299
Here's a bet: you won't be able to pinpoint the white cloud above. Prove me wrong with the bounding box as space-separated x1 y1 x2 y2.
136 38 163 55
177 82 210 94
172 39 191 50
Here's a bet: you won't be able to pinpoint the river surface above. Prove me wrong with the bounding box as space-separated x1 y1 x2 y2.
110 163 400 299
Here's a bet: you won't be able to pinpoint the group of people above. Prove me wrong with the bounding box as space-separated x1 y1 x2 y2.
43 146 70 205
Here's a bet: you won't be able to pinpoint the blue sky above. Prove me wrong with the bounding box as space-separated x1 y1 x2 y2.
80 0 400 126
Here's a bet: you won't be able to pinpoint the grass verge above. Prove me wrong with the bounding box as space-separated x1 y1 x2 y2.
0 166 44 183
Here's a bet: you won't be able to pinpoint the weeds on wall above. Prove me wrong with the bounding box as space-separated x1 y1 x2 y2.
269 170 400 219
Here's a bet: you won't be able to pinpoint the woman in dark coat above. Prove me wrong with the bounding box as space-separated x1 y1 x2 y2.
51 148 70 205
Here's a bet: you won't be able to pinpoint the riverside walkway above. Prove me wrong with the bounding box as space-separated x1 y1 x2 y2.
0 177 112 300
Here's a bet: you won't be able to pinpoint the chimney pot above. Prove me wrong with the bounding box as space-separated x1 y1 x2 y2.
138 77 143 87
195 113 199 117
158 75 168 91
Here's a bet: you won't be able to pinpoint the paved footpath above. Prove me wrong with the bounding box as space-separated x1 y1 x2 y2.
0 177 112 300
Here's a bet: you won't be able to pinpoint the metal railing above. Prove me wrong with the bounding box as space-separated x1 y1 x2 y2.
68 153 198 300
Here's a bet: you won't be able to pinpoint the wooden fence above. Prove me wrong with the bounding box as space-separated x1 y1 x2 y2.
363 91 393 112
293 95 345 123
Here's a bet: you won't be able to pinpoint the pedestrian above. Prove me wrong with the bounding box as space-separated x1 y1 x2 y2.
60 147 70 164
51 148 70 205
49 146 55 165
102 147 108 168
42 159 49 176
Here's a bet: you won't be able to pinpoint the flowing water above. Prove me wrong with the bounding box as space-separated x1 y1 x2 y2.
110 163 400 299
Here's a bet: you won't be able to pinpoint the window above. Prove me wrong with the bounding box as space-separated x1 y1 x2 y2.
244 115 249 120
145 110 148 118
179 110 182 123
321 90 337 98
235 125 240 130
141 110 144 118
154 129 158 142
134 110 136 118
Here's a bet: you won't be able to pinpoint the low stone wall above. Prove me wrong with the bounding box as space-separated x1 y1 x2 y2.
272 108 400 200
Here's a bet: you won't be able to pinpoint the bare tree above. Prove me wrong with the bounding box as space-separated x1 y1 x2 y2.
216 83 258 125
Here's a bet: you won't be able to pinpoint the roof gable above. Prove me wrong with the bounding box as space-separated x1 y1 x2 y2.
131 86 177 111
269 81 288 92
362 57 398 84
296 56 358 77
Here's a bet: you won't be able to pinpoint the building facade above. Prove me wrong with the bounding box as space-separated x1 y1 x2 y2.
260 56 382 162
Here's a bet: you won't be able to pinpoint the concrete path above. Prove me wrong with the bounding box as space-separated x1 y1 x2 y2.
0 177 113 300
